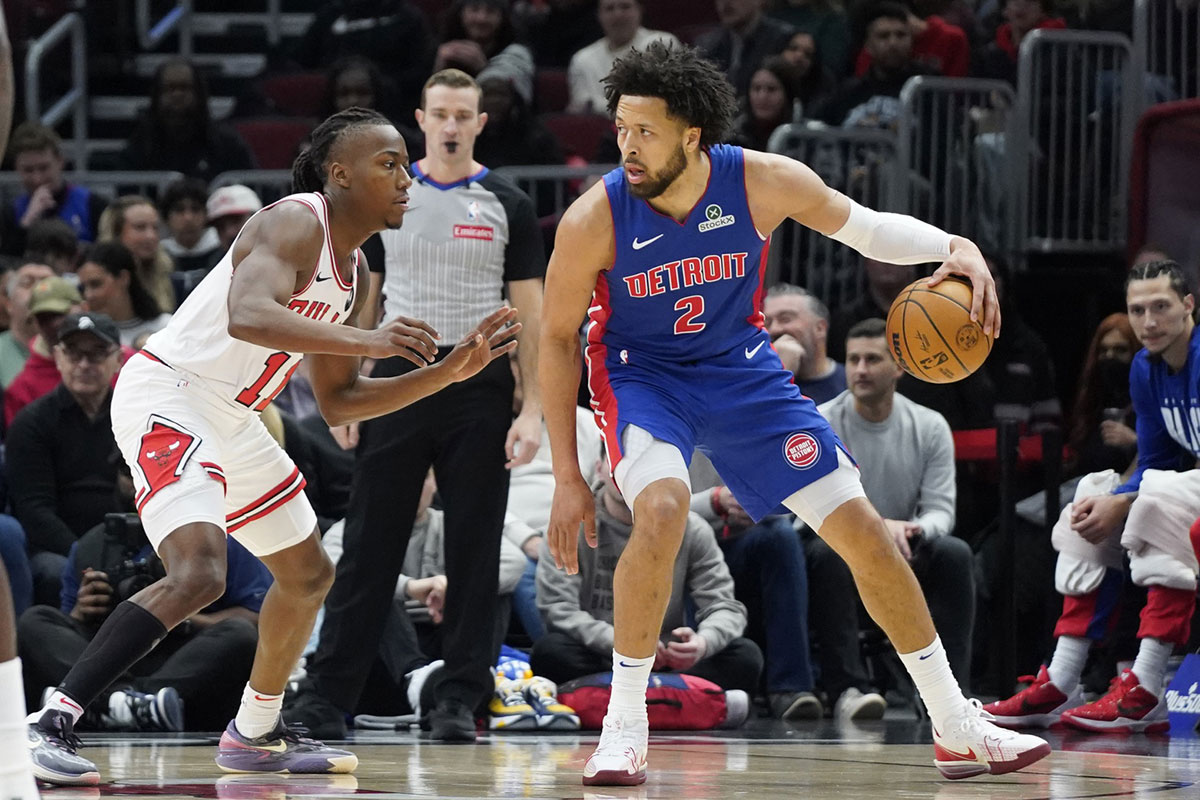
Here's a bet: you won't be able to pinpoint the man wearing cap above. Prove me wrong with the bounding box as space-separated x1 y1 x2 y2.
206 185 262 255
6 312 124 606
4 276 83 428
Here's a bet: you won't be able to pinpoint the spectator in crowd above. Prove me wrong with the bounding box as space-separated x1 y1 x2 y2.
816 1 933 129
819 318 975 688
206 185 263 256
768 0 852 77
437 0 535 107
24 218 79 274
4 276 83 428
985 260 1200 734
0 515 30 618
566 0 680 114
288 69 545 744
828 256 916 361
532 460 764 693
854 0 969 77
292 0 435 118
97 197 176 313
6 313 122 607
698 0 796 96
160 178 221 275
1065 313 1140 479
522 0 603 69
763 284 846 404
688 453 821 719
76 243 171 347
778 30 838 116
0 261 53 388
0 122 107 257
118 59 255 183
730 56 805 152
973 0 1066 86
17 468 267 732
324 56 388 118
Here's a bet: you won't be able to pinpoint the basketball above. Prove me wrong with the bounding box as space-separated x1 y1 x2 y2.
885 276 992 384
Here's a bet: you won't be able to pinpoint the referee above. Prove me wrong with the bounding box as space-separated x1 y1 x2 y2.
291 70 545 741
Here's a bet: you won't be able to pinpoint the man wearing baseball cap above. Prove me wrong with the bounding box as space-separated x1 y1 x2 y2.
7 311 124 607
206 185 262 254
4 277 83 428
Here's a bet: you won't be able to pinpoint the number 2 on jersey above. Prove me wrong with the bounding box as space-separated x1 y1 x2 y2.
235 352 296 410
673 295 706 335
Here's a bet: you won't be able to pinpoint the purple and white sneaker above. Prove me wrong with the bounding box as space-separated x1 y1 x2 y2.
215 719 358 774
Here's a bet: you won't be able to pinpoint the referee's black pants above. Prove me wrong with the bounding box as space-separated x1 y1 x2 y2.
308 351 513 713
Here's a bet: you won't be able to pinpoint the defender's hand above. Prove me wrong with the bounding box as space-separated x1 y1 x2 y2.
363 316 440 364
436 307 521 384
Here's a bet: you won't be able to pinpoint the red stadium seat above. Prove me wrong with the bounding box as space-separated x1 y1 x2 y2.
540 113 613 162
234 118 316 170
260 72 328 119
642 0 719 37
534 69 569 114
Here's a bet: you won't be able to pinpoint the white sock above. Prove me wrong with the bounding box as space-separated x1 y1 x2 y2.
1130 637 1173 696
1046 635 1090 691
0 658 38 798
29 689 85 725
609 650 653 721
898 636 967 730
234 684 284 739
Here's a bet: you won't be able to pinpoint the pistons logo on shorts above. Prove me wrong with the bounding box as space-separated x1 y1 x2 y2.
783 432 821 470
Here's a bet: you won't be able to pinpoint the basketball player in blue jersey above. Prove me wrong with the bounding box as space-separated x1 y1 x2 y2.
540 42 1050 786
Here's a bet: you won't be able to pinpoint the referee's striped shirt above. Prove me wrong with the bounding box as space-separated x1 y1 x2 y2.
364 163 545 342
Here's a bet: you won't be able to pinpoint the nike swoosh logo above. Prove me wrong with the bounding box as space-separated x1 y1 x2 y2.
315 274 333 282
939 744 977 760
632 234 663 250
253 694 277 702
617 661 639 668
252 739 289 752
745 341 764 359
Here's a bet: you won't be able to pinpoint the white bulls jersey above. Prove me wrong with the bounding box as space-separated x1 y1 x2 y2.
142 192 358 411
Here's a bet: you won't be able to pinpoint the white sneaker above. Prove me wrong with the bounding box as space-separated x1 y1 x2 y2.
932 699 1052 779
834 687 887 721
405 660 443 718
581 714 648 787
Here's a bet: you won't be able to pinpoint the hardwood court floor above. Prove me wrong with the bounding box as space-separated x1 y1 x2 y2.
41 720 1200 800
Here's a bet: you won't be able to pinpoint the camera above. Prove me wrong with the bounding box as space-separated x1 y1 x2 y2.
102 513 164 603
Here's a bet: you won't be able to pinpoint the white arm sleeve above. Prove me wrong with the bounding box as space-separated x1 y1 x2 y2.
827 199 954 265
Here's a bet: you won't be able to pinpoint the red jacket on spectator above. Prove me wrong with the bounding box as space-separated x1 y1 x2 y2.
5 346 60 430
856 16 970 78
994 16 1068 61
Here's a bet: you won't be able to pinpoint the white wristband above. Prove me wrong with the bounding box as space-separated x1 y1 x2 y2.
828 199 954 265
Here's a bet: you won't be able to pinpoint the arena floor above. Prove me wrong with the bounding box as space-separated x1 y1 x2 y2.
43 718 1200 800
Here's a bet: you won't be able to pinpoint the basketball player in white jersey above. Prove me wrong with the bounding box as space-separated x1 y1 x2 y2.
25 107 521 784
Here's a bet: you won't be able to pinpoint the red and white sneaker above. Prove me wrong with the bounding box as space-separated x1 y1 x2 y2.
581 714 648 787
933 699 1052 779
1060 669 1168 733
983 665 1084 728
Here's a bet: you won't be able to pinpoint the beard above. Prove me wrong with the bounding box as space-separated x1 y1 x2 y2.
626 145 688 200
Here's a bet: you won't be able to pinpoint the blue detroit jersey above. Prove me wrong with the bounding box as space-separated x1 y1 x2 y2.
590 144 769 362
1115 324 1200 493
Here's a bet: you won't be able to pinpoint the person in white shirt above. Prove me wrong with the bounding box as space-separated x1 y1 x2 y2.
567 0 680 114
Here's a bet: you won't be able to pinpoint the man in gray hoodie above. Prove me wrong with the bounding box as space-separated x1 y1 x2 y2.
531 463 762 692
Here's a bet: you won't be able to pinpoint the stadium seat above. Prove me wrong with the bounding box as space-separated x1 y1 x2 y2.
234 118 316 170
260 72 328 119
540 113 613 162
534 69 569 114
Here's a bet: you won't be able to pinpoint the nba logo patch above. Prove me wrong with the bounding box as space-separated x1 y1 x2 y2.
466 200 480 221
783 432 820 470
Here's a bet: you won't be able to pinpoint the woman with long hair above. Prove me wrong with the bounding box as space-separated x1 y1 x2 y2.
1065 312 1140 477
730 56 806 152
76 241 171 347
437 0 534 107
98 196 177 312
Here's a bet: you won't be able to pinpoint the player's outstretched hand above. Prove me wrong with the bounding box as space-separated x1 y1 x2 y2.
436 306 521 384
364 315 441 364
547 473 596 576
927 240 1002 338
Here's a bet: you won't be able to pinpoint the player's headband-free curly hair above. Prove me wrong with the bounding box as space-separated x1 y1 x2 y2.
292 107 393 194
602 41 739 148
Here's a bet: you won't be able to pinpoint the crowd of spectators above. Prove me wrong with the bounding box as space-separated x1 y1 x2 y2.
0 0 1194 732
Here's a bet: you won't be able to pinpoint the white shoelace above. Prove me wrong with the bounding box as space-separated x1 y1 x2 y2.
594 716 646 757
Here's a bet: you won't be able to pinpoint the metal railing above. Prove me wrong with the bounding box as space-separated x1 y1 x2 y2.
24 12 88 170
894 76 1017 256
1011 29 1139 255
0 171 184 206
494 163 616 219
1134 0 1200 104
766 124 899 307
136 0 193 55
